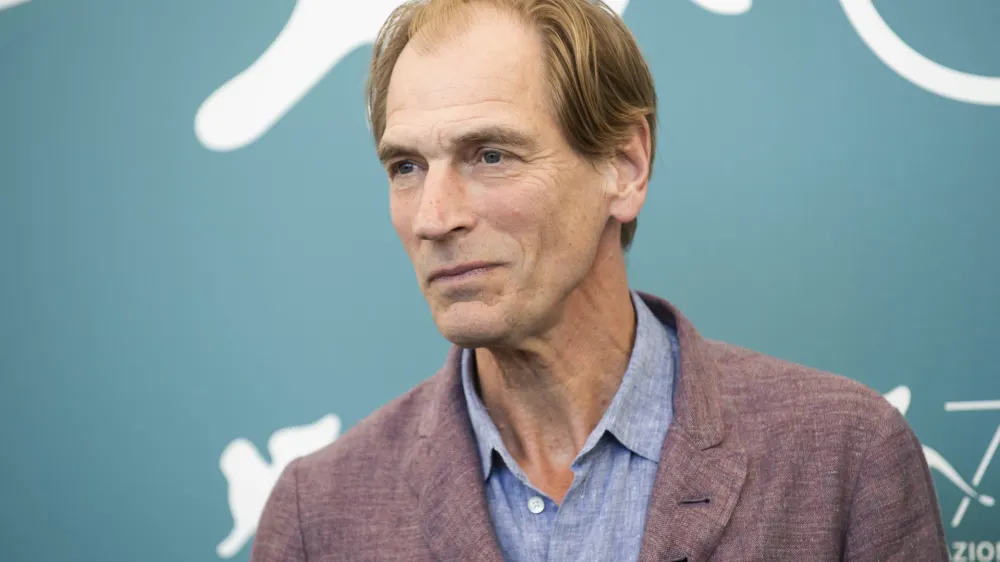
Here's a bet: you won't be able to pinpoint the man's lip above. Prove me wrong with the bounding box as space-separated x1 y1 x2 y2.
427 262 500 283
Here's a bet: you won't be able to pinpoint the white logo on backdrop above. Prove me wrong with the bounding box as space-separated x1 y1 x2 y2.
189 0 1000 152
885 386 1000 530
217 414 342 559
940 398 1000 529
0 0 30 11
840 0 1000 107
690 0 750 16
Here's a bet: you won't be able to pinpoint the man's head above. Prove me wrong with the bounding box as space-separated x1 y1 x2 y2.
366 0 657 347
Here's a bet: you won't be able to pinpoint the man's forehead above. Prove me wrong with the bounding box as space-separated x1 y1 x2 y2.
384 69 549 151
386 77 532 119
385 10 546 117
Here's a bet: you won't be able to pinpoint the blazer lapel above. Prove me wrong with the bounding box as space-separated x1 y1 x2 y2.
637 293 749 562
406 348 505 562
637 428 748 562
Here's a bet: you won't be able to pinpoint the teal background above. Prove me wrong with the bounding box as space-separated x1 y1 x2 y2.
1 0 998 560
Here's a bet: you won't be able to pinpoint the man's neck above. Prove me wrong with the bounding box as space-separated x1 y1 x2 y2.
472 246 637 492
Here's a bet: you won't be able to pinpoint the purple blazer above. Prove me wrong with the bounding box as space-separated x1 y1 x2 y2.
251 292 948 561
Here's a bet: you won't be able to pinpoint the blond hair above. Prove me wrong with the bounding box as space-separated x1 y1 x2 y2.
365 0 657 250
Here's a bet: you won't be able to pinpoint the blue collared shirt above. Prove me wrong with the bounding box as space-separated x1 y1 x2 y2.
460 291 679 562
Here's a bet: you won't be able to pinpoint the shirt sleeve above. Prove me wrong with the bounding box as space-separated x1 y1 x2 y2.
249 458 309 562
843 405 949 561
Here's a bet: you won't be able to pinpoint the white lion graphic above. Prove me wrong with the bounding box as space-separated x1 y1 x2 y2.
217 414 342 559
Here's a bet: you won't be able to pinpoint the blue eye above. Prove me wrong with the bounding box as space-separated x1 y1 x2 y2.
481 150 503 164
394 161 415 175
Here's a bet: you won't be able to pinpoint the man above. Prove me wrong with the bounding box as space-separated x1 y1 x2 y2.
251 0 949 560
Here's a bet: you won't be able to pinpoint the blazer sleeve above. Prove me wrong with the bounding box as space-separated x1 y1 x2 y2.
249 458 308 562
843 406 949 561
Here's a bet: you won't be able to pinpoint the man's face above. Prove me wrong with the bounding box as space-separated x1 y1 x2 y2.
380 8 618 347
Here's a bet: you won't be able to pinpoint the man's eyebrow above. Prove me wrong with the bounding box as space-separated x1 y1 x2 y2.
377 125 538 165
377 142 413 166
451 126 539 153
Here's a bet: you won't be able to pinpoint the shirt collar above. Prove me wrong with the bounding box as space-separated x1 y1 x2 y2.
460 290 678 481
461 348 508 480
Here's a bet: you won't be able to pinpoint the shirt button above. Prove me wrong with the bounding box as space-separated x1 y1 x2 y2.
527 496 545 514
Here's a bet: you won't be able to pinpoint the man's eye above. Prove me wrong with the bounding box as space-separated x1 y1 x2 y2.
393 161 416 175
480 150 503 165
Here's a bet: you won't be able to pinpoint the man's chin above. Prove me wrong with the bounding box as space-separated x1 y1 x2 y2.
431 301 510 347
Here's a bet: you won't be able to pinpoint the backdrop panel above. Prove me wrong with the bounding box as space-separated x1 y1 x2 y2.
1 1 998 560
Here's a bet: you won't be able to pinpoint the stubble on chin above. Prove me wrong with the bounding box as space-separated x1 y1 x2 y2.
430 296 515 347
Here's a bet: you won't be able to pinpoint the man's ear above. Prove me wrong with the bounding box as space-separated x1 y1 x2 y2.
606 119 651 224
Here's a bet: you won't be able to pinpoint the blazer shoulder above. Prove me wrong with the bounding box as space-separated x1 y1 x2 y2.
294 372 439 483
256 373 445 556
704 339 900 434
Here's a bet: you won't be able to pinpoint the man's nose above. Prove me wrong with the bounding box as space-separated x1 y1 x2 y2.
412 165 475 240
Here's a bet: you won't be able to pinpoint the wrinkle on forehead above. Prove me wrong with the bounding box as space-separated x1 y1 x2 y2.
388 79 532 117
382 110 542 165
